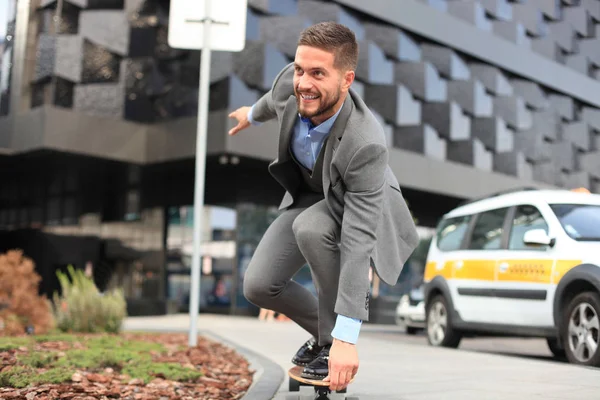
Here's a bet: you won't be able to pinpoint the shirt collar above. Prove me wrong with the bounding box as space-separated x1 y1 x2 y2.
299 103 344 134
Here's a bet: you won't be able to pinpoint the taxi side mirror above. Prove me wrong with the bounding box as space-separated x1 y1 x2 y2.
523 229 554 247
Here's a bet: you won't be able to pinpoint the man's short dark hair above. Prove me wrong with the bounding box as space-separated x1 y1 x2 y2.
297 21 359 71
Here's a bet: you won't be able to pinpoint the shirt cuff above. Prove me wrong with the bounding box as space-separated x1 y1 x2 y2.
247 104 262 126
331 314 362 344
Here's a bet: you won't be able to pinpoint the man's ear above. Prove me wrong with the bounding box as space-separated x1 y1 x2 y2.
343 70 355 91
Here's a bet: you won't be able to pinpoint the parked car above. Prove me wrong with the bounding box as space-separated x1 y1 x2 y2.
395 285 425 334
423 187 600 367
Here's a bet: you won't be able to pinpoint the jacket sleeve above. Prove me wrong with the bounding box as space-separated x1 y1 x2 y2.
334 142 388 322
251 62 295 123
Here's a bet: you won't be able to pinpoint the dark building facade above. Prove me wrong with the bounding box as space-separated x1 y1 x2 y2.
1 0 599 319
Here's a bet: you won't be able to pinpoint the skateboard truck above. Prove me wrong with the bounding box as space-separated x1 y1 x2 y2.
288 365 352 398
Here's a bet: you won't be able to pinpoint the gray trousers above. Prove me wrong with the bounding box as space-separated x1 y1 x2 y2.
243 195 340 346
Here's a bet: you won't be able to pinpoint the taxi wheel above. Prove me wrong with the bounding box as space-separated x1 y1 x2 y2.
561 291 600 367
426 294 461 348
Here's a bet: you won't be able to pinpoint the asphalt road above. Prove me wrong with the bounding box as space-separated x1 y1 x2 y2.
125 314 600 400
361 324 561 365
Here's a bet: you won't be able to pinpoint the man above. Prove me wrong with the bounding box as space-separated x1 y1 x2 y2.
228 22 419 391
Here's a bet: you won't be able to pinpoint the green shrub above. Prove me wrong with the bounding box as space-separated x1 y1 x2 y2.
52 265 127 334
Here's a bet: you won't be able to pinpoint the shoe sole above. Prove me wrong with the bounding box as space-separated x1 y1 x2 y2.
300 372 327 380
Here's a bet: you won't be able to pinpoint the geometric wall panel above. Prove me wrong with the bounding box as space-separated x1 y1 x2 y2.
468 62 513 96
394 62 447 102
511 1 548 36
562 6 594 36
34 34 56 82
563 121 591 151
579 151 600 179
357 41 394 84
532 162 558 185
493 151 533 180
561 171 592 190
547 21 577 53
531 109 560 141
472 117 514 152
531 37 560 62
492 20 531 47
82 39 122 83
549 141 576 172
581 107 600 131
510 79 549 110
478 0 512 21
365 84 422 126
421 102 470 141
55 36 84 83
513 129 552 163
364 23 421 62
74 83 125 118
447 80 493 117
421 44 470 80
548 93 575 121
298 0 365 40
233 41 288 92
493 96 532 130
259 16 312 57
18 0 600 197
248 0 298 16
447 138 493 172
393 125 447 161
447 1 493 32
79 11 130 56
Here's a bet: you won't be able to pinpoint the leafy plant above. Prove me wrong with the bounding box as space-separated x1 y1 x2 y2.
53 265 127 334
0 250 55 336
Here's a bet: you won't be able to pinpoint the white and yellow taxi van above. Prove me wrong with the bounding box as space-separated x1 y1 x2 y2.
423 187 600 366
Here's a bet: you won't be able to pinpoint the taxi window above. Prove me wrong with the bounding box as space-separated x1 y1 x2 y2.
436 215 471 251
468 207 509 250
509 205 549 250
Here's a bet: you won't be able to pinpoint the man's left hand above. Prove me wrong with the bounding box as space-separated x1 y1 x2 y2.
322 338 359 391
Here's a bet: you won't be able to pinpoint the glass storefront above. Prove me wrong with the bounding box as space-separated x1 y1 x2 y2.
165 202 433 316
0 0 16 115
166 204 238 314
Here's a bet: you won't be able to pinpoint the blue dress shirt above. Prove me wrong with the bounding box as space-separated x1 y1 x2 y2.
247 104 363 344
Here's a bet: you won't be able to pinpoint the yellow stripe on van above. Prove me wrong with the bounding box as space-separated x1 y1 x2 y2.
451 260 495 281
496 259 554 284
424 261 450 281
424 258 584 285
552 260 582 284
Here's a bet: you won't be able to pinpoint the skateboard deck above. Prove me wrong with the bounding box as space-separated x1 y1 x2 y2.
288 365 354 399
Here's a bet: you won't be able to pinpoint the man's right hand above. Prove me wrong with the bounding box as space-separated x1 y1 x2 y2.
228 106 252 136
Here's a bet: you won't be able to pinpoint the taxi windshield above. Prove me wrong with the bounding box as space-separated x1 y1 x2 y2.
549 203 600 241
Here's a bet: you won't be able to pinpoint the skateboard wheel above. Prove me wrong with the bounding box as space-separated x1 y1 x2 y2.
289 378 300 392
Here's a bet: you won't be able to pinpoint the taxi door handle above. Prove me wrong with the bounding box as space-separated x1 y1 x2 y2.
498 262 509 273
454 261 463 269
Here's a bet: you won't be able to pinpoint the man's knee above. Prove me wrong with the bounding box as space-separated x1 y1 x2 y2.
292 214 337 253
243 274 285 307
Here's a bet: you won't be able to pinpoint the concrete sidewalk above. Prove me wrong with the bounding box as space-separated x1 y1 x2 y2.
123 314 600 400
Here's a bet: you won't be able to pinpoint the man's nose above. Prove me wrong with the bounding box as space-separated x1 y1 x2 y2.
297 75 313 90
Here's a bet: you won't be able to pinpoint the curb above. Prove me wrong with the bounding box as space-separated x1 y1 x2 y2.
202 331 284 400
121 325 284 400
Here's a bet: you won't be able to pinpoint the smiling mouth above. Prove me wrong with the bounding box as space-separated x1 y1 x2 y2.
300 93 319 101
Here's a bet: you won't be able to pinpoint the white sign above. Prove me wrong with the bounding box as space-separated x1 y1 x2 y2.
168 0 248 51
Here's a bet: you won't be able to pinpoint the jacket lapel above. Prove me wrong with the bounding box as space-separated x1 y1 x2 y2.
323 95 354 190
277 96 299 162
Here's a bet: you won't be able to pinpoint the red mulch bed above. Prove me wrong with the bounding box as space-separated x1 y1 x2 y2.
0 332 254 400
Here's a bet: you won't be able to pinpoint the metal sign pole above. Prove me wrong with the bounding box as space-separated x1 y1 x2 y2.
188 0 212 348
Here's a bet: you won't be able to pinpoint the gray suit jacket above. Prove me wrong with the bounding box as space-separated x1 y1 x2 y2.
252 63 419 291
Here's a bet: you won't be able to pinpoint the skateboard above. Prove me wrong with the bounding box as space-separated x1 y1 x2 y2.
288 365 354 399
